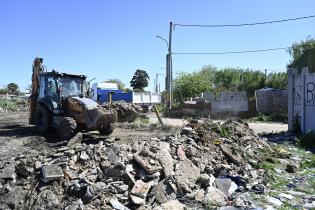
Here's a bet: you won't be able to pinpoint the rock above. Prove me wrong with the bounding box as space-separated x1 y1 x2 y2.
130 194 145 205
130 180 152 198
79 151 90 161
41 165 64 182
194 189 205 202
181 127 193 135
122 172 136 187
219 206 243 210
104 165 125 177
278 193 294 200
203 186 227 206
157 150 174 177
174 159 200 193
33 190 60 209
16 162 33 178
134 155 162 174
220 145 242 165
110 198 130 210
177 146 186 159
117 184 129 193
67 132 83 147
286 164 298 173
160 200 184 210
266 196 283 207
215 178 238 196
0 163 16 181
151 177 177 204
34 161 42 170
304 201 315 209
4 186 27 209
64 199 84 210
251 184 265 194
199 174 211 188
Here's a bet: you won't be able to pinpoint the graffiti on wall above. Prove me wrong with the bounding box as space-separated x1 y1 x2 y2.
293 85 302 104
306 82 315 105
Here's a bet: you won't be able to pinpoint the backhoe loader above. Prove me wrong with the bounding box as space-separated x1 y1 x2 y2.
29 57 117 140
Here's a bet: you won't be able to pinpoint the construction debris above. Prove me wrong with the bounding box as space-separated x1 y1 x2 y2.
0 119 294 209
102 101 142 122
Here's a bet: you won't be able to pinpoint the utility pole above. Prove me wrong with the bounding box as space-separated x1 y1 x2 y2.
265 69 267 88
168 21 173 108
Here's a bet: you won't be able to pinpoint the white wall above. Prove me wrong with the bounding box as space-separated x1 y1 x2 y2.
288 68 315 133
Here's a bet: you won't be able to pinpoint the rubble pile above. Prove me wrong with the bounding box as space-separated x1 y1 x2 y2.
102 101 142 123
0 119 276 209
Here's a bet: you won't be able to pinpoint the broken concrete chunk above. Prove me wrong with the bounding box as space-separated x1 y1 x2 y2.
220 145 242 165
203 186 227 207
67 132 83 147
34 161 42 170
157 150 174 177
131 180 152 198
160 200 184 210
134 155 162 174
151 177 177 204
110 198 130 210
286 164 298 173
79 151 90 161
130 194 145 205
41 165 64 182
174 159 200 194
0 163 16 181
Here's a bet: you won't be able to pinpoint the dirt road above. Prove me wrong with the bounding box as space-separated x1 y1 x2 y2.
148 115 288 134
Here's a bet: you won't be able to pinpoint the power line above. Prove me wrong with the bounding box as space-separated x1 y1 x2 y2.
174 14 315 28
173 47 290 55
172 44 315 55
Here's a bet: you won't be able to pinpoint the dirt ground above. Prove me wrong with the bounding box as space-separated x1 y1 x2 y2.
0 112 287 162
0 112 172 162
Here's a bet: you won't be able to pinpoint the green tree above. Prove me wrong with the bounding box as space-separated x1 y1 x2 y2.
267 72 288 89
287 36 315 65
130 69 150 91
6 83 19 95
0 88 7 94
105 79 125 90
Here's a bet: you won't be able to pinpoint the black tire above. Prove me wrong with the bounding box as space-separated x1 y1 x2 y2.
98 123 114 135
58 117 77 140
34 105 51 133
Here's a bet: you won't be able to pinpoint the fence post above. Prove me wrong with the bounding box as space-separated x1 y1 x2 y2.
287 68 294 131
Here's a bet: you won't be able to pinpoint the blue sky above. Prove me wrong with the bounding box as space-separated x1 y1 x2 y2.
0 0 314 92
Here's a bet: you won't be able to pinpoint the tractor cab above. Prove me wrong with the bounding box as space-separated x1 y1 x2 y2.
38 71 88 111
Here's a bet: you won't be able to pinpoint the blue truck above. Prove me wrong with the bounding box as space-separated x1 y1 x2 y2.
92 82 162 107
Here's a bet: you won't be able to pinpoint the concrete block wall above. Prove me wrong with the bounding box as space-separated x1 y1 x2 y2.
204 91 249 115
255 89 288 114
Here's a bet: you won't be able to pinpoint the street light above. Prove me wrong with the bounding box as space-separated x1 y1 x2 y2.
156 35 169 50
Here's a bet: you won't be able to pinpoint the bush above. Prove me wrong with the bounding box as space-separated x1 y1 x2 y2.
0 98 18 111
298 130 315 148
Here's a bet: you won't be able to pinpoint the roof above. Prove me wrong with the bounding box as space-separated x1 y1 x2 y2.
41 70 86 80
289 48 315 72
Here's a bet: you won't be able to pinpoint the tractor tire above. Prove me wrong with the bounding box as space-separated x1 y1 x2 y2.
98 123 114 135
58 117 77 140
34 105 51 133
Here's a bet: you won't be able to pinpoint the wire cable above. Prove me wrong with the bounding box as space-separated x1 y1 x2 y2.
173 47 289 55
174 14 315 28
172 46 315 55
